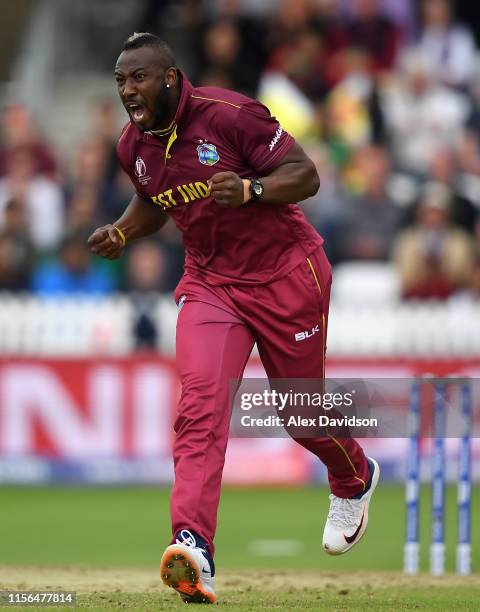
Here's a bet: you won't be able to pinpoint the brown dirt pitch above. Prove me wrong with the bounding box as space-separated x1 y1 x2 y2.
1 567 480 611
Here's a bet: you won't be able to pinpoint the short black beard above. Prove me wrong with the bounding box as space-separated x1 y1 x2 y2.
148 86 176 132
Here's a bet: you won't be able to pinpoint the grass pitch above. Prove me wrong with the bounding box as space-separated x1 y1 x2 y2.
0 485 479 609
0 567 479 610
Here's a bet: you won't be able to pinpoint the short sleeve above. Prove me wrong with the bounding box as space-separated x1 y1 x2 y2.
235 100 295 174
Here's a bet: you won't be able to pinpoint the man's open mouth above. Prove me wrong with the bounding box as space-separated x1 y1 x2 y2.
126 102 146 122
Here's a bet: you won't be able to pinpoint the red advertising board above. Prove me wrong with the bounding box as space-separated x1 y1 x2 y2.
0 356 478 484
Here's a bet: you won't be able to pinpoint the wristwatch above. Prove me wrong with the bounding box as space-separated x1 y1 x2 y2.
248 178 264 201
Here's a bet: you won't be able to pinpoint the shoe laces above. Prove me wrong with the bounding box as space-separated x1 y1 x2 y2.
327 494 364 530
175 529 208 554
175 529 214 580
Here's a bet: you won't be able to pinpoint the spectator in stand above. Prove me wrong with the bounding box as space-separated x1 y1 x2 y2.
268 0 314 51
470 217 480 296
156 221 185 293
0 104 57 179
465 68 480 138
66 139 102 231
417 0 476 91
67 139 107 204
125 239 166 293
343 0 403 74
266 27 328 102
455 130 480 215
456 130 480 177
101 165 135 226
195 12 268 96
66 190 100 236
196 21 239 91
0 147 64 252
426 145 477 232
393 182 475 299
91 98 122 185
322 48 378 161
338 145 401 261
310 0 349 90
124 240 167 349
301 143 344 264
197 68 234 89
32 230 115 295
65 138 120 230
0 198 34 291
381 49 470 174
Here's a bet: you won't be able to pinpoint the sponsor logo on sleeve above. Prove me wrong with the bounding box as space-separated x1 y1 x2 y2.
269 126 283 151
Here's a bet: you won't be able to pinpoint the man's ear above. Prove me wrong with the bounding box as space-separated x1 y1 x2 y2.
165 67 177 89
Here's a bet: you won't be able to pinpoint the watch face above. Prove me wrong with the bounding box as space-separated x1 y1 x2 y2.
253 182 263 197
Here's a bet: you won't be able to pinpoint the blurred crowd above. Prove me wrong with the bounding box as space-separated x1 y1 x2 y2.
2 0 480 321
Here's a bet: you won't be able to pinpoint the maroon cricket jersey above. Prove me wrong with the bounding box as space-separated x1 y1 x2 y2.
117 72 323 285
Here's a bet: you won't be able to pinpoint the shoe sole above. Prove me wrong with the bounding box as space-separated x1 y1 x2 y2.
160 544 217 604
324 457 380 556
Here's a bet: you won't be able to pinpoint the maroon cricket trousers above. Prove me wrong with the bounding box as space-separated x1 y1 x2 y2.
171 246 369 554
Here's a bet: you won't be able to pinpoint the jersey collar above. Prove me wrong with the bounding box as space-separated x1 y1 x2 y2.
174 70 194 127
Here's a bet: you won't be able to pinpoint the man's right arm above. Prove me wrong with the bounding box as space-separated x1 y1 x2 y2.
88 194 168 259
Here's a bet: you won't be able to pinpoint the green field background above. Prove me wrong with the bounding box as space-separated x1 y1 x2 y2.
1 485 478 572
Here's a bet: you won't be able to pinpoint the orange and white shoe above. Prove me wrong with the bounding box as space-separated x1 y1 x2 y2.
160 530 216 604
322 457 380 555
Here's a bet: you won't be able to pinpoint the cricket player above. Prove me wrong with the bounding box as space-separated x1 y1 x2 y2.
88 33 379 604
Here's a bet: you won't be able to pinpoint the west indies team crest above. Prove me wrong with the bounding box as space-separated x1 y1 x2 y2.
197 140 220 166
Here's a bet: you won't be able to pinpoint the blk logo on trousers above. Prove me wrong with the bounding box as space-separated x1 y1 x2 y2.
295 325 320 342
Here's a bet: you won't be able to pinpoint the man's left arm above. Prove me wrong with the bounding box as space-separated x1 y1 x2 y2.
209 142 320 208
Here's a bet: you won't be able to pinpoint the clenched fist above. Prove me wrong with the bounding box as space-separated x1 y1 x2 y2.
209 171 246 208
88 224 125 259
